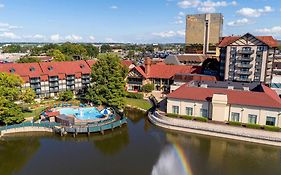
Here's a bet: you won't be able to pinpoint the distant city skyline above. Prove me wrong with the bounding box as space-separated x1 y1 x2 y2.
0 0 280 43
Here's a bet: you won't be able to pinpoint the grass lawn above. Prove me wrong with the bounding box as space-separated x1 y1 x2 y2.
125 98 152 110
22 106 47 119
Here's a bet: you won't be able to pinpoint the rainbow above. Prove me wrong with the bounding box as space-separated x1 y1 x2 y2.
173 143 193 175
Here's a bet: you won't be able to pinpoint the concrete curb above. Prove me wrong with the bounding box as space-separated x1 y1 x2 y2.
148 112 281 147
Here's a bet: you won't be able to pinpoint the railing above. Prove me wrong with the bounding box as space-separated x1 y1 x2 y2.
236 63 253 68
237 56 253 61
127 81 142 85
235 70 252 75
238 50 254 54
0 122 61 132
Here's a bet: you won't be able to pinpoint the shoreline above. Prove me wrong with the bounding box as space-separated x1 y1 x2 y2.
148 111 281 147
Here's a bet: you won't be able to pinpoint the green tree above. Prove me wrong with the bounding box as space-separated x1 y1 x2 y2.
0 73 25 124
58 90 74 101
100 44 112 53
84 44 99 58
86 54 128 109
141 83 154 93
17 57 41 63
2 45 28 53
47 49 70 62
20 88 36 104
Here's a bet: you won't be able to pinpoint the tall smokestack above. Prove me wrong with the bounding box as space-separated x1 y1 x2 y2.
144 57 152 75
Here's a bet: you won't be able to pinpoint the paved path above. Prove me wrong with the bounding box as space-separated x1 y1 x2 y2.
148 111 281 147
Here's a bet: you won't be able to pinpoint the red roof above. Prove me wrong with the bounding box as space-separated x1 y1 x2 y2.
85 60 97 68
0 62 43 82
121 60 134 68
219 34 278 48
45 111 60 117
39 60 91 77
132 64 202 79
168 84 281 109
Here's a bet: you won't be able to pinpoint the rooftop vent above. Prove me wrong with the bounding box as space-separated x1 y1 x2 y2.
48 66 53 71
80 64 85 68
9 68 15 73
200 84 208 88
30 67 35 72
243 87 250 91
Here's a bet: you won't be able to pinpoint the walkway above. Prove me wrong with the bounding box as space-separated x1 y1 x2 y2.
148 111 281 147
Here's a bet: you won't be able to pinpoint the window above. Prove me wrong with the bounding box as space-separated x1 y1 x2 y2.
30 67 35 72
48 66 53 71
172 106 179 114
266 116 276 126
231 112 240 122
200 109 208 118
9 68 15 73
248 114 257 124
257 46 264 51
186 107 193 116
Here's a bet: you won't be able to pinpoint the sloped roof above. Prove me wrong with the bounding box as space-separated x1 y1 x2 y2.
0 62 43 81
168 84 281 109
121 60 134 68
218 33 278 48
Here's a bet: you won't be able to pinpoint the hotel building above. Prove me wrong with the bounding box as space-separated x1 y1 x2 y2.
218 33 278 84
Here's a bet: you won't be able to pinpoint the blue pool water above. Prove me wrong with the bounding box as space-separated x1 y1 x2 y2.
58 107 103 120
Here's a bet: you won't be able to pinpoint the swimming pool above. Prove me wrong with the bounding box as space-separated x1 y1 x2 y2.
58 107 103 120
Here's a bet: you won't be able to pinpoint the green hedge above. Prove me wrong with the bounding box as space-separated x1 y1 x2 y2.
166 113 207 122
126 92 143 99
228 121 242 126
245 123 261 129
263 125 281 132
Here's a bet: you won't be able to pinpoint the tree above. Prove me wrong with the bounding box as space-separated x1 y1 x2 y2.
141 83 154 93
2 45 29 53
20 88 36 104
84 44 99 58
58 90 74 101
17 57 41 63
86 54 128 109
0 73 25 125
100 44 112 53
47 49 71 62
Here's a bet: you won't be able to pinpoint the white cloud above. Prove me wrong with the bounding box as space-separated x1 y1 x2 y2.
105 38 116 43
152 30 185 38
89 35 95 41
50 34 60 42
110 5 118 9
178 12 185 16
198 6 216 13
0 22 22 32
227 18 251 26
33 34 45 39
237 6 274 17
177 0 237 12
0 32 20 39
256 26 281 36
65 34 83 41
0 4 4 8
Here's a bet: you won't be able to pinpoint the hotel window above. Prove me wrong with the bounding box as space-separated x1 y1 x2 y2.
186 107 193 116
200 109 208 118
172 106 179 114
257 46 264 51
248 114 257 124
231 112 240 122
266 116 276 126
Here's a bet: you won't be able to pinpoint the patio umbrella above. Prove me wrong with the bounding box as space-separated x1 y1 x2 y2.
100 108 111 115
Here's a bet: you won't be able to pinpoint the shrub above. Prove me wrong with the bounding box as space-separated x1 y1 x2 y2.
58 90 74 101
246 123 261 129
181 115 193 120
126 92 143 99
263 125 280 132
141 83 154 93
193 117 208 122
228 121 242 126
166 113 180 118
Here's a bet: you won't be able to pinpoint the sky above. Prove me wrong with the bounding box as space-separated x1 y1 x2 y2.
0 0 281 43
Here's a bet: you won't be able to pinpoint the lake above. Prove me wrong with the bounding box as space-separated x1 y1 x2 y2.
0 108 281 175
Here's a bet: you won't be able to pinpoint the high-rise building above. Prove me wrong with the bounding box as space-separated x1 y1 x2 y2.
186 13 223 55
218 33 278 84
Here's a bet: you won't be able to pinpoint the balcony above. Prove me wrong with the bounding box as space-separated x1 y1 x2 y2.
236 63 253 68
49 88 59 93
49 77 59 82
82 75 90 79
82 80 91 84
234 77 251 82
30 84 41 89
49 83 59 87
235 70 252 75
30 79 40 83
66 81 75 85
238 50 254 54
128 81 142 85
67 86 75 91
66 76 75 81
237 56 253 61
